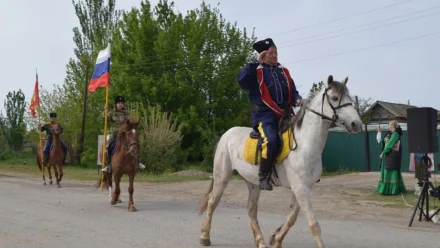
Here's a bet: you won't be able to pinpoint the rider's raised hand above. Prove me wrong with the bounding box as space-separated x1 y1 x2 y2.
257 51 267 65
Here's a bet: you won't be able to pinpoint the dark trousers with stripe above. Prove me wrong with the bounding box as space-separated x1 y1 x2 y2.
252 107 280 166
257 120 279 164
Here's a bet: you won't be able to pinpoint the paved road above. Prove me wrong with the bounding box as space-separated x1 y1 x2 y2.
0 176 439 248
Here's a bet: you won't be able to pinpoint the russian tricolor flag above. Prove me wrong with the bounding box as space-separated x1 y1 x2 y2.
88 43 111 93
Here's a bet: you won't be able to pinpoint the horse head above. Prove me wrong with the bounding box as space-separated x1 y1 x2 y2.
51 123 62 136
116 118 140 155
302 75 362 133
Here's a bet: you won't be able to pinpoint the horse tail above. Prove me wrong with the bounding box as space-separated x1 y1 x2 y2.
95 173 109 190
198 179 214 216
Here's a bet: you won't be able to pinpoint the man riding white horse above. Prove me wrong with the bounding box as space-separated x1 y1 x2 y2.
236 38 302 191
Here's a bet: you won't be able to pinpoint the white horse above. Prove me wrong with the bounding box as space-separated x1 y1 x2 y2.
198 75 362 248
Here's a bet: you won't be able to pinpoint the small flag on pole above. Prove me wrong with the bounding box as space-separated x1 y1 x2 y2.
29 73 39 118
88 43 111 93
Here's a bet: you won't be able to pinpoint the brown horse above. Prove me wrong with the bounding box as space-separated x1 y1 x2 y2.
36 123 64 187
96 119 140 212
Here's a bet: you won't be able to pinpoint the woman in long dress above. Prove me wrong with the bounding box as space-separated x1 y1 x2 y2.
377 120 407 195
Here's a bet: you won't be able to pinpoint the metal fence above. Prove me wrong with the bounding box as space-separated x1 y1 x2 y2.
322 124 440 172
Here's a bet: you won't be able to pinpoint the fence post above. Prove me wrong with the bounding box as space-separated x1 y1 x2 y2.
364 123 371 172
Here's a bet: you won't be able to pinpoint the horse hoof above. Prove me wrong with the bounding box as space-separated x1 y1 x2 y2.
49 181 53 185
57 185 62 188
110 201 117 205
43 182 46 185
200 238 211 246
129 206 137 212
118 199 122 203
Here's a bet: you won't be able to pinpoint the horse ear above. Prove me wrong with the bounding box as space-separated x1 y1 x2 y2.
125 119 131 125
327 75 334 86
342 76 348 85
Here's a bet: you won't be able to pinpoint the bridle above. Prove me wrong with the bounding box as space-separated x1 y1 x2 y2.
305 87 353 126
121 129 140 157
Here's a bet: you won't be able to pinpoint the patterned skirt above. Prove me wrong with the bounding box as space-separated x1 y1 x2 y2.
377 159 407 195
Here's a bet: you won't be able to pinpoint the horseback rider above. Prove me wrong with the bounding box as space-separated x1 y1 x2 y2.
236 38 302 191
38 112 68 166
101 96 145 173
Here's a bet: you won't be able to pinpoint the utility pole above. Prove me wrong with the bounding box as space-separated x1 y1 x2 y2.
355 95 360 115
77 58 90 165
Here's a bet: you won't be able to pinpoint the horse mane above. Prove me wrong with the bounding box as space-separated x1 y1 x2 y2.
292 80 349 129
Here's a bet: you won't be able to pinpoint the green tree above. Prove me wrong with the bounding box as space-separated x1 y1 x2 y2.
42 0 121 164
309 81 324 98
111 0 255 161
2 90 26 151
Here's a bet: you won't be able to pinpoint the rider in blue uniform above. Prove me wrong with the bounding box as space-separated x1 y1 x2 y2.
236 38 302 191
39 112 68 166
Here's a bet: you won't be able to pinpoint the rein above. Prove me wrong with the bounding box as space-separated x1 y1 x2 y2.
287 86 352 152
306 87 352 126
122 141 140 155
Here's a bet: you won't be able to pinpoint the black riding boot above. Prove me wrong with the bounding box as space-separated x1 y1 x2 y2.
259 158 273 191
106 144 112 166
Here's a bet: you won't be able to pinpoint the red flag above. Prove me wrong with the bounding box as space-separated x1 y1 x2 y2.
29 74 39 118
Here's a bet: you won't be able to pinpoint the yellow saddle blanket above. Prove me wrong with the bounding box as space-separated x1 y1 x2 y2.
243 129 295 165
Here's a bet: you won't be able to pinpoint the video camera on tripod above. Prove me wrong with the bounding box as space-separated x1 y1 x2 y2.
407 107 440 227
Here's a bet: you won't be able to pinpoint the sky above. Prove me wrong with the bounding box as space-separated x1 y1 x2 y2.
1 0 439 114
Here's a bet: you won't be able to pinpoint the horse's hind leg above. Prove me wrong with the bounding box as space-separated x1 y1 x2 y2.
127 173 136 212
199 155 233 246
270 193 301 248
246 181 267 248
294 186 325 248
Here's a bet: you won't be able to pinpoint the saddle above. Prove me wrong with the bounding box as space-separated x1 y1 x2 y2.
245 116 295 165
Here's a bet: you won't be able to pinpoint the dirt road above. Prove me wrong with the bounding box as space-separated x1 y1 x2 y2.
1 173 439 248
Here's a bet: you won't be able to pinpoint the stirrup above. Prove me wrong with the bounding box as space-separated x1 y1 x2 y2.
138 162 146 170
259 179 273 191
101 166 110 173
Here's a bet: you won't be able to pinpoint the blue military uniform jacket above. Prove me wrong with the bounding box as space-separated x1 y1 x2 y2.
236 61 301 127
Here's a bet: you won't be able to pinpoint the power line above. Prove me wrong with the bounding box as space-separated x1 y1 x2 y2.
108 0 416 61
116 9 440 71
100 29 440 84
110 5 440 69
279 9 440 49
262 0 415 37
278 4 440 45
283 30 440 65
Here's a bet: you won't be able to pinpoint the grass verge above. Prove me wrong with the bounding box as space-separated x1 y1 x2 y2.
0 160 211 183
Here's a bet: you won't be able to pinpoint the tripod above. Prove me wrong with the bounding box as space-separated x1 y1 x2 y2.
408 153 440 227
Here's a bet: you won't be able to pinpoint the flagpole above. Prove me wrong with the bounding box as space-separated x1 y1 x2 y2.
37 105 45 175
100 85 109 191
100 43 111 191
36 69 45 176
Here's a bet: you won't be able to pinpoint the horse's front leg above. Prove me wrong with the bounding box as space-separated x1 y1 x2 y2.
246 182 267 248
52 163 60 188
111 174 121 205
294 185 325 248
57 164 63 187
127 173 137 212
47 164 53 185
270 193 301 248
